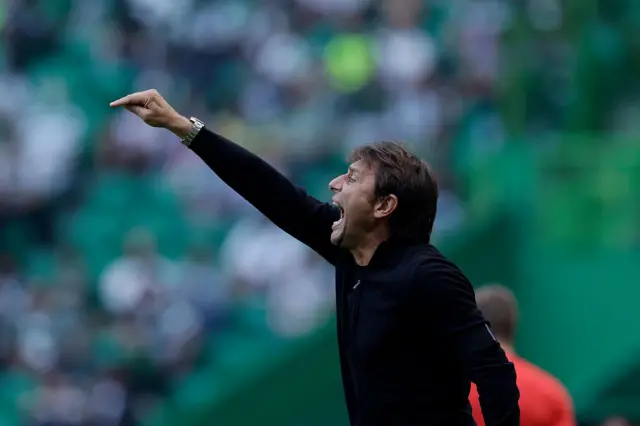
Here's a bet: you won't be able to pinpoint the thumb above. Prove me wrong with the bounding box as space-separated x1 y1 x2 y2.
126 105 147 116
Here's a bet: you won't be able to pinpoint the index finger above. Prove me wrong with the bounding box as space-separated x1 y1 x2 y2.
110 92 143 108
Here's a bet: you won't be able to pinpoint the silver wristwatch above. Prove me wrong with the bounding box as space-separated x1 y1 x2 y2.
180 117 205 147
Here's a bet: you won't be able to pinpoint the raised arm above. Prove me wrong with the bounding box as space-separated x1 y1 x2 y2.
416 261 520 426
188 129 340 262
110 89 340 264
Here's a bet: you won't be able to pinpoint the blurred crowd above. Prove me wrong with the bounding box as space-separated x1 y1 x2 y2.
0 0 488 423
0 0 637 425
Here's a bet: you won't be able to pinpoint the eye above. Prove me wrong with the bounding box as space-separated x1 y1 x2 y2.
347 175 356 184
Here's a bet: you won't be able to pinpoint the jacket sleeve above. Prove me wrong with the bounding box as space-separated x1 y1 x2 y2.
416 262 520 426
468 384 486 426
188 128 340 264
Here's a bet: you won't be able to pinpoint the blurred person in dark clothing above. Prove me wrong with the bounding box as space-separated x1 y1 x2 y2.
178 241 232 331
110 89 520 426
3 0 61 71
469 285 575 426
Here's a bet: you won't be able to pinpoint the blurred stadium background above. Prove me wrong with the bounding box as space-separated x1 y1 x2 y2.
0 0 639 425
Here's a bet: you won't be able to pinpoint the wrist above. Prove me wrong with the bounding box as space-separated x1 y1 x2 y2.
167 115 193 139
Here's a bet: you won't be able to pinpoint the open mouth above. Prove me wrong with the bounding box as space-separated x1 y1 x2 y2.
332 202 345 230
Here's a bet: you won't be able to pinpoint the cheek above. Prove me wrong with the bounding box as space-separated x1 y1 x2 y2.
351 196 375 218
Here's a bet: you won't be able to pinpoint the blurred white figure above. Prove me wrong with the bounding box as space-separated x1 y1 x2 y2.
85 377 128 426
254 32 313 86
220 216 333 337
376 30 438 87
267 251 334 337
110 107 169 166
377 0 438 88
451 0 509 85
18 319 58 373
99 227 178 315
29 374 86 426
0 78 84 209
220 216 308 291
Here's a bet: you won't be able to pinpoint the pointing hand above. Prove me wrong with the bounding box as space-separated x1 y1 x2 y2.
110 89 192 138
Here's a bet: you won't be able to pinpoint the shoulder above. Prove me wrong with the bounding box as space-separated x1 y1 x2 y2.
540 369 573 408
401 246 478 314
517 358 574 408
405 245 488 332
411 245 474 293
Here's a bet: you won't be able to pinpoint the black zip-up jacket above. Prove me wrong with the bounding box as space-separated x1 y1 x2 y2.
188 128 520 426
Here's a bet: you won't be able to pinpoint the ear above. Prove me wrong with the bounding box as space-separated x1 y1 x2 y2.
373 194 398 219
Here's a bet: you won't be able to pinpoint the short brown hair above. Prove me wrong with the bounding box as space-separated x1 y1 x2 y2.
348 141 439 243
475 285 519 343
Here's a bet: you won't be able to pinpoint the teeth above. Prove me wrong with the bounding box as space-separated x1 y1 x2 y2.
332 217 344 229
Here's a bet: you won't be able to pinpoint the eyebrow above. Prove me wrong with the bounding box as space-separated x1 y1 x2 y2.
348 165 359 175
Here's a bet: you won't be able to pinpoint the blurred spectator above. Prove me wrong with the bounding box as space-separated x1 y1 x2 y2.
99 228 177 316
469 285 576 426
98 108 170 173
266 248 334 338
176 240 231 331
0 78 84 246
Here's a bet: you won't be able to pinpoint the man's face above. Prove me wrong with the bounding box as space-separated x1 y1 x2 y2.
329 160 378 248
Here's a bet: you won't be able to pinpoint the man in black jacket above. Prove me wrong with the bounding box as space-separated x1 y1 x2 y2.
110 89 520 426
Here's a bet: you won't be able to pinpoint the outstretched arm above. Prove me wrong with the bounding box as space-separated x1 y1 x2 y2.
188 129 339 263
110 89 340 264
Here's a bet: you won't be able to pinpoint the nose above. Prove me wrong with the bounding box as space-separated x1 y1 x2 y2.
329 174 344 194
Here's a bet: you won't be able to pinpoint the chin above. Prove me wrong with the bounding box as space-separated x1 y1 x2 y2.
330 229 345 246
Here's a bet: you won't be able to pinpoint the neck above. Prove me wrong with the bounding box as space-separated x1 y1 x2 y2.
350 228 388 266
499 341 515 354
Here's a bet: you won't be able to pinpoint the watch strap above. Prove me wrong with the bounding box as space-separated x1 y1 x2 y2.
180 117 205 147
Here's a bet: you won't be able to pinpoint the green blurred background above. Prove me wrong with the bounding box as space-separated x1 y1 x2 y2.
0 0 638 425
